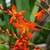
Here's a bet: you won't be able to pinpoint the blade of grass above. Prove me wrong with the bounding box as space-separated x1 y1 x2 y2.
1 0 15 31
22 0 30 21
3 14 14 31
15 0 23 12
0 44 9 50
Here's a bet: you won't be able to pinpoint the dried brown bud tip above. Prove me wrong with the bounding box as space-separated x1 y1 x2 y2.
36 3 40 7
42 0 46 3
0 4 3 10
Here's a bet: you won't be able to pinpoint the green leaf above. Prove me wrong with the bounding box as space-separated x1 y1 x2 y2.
22 0 30 21
0 37 3 42
0 32 9 42
15 0 23 11
0 44 9 50
0 19 5 26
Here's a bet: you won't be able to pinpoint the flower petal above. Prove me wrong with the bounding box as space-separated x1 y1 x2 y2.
27 32 33 39
12 5 17 14
32 13 38 16
9 15 15 24
18 29 24 34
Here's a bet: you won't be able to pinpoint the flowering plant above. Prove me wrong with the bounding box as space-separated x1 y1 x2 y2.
0 0 50 50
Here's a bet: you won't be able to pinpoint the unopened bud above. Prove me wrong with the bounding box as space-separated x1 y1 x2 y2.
0 4 3 10
42 0 46 3
36 3 40 7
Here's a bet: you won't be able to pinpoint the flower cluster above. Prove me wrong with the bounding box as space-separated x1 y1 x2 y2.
4 5 40 39
12 34 32 50
4 5 41 50
0 3 46 50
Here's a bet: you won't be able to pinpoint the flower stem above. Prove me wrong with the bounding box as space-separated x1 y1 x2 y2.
36 24 50 30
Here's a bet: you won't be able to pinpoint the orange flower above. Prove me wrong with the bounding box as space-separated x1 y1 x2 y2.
28 22 40 31
11 21 39 39
12 34 33 50
18 22 33 39
14 34 30 50
9 5 26 24
5 5 40 39
15 35 28 46
11 21 21 28
32 10 45 22
4 5 26 24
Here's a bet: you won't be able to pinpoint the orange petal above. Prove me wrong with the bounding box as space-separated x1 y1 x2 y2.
12 5 17 14
22 34 28 40
19 10 26 16
28 42 33 45
15 40 23 46
36 16 42 22
9 15 16 24
32 13 38 16
18 29 24 34
28 22 36 28
15 40 19 45
31 27 40 32
36 13 44 22
27 32 33 39
12 22 21 28
31 22 36 27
